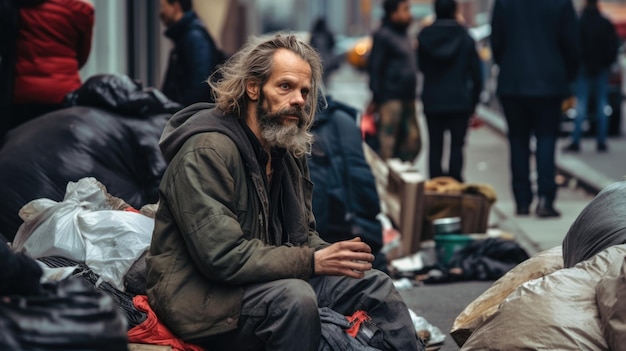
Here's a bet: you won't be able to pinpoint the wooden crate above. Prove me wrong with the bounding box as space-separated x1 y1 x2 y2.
363 142 427 258
420 192 492 242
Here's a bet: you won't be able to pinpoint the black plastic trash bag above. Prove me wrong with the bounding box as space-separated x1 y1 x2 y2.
38 256 148 330
64 73 182 118
447 238 530 281
0 277 128 351
0 74 179 241
0 240 42 296
562 180 626 267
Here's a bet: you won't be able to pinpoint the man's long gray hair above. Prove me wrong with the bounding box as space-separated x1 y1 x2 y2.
208 33 324 157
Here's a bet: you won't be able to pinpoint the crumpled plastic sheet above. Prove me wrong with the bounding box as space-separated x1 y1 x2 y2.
12 177 153 291
409 309 446 346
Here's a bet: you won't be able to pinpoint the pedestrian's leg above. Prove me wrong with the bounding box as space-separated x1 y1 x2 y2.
533 98 562 206
571 72 589 147
310 270 423 351
191 279 320 351
500 97 533 210
425 114 445 179
377 100 402 161
447 113 471 182
396 100 421 162
594 69 610 149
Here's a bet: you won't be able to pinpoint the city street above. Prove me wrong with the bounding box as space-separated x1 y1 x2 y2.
326 63 599 350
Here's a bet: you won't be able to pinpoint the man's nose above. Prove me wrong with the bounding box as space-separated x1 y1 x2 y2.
290 91 305 106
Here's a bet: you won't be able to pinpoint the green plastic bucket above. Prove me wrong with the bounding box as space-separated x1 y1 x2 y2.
435 234 474 265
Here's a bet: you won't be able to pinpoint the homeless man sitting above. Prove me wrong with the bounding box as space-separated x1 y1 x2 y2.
145 33 422 350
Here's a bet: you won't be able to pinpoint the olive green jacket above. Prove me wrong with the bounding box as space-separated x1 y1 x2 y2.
145 103 329 340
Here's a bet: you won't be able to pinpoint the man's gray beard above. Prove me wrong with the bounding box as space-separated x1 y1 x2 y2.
259 117 310 155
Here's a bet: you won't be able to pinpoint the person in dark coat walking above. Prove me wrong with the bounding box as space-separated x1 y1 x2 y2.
368 0 422 163
490 0 579 218
417 0 482 182
564 0 619 153
159 0 222 106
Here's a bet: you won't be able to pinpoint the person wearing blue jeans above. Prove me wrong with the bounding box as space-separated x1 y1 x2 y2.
567 67 610 152
564 0 619 153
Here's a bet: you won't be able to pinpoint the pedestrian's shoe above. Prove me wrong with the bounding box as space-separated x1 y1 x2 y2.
536 197 561 218
562 142 580 152
516 204 530 216
597 143 608 152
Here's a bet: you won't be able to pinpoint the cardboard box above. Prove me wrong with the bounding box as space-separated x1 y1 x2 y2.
383 160 426 257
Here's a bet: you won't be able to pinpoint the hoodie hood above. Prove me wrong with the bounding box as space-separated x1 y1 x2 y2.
312 95 359 127
159 102 250 163
418 19 468 61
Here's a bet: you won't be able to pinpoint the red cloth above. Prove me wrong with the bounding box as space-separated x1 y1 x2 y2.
13 0 94 104
128 295 206 351
345 310 371 338
124 207 140 213
360 111 377 139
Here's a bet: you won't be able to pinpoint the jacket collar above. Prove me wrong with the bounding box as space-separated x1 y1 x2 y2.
164 11 198 41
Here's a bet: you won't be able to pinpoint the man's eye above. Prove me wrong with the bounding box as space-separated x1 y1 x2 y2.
280 83 290 89
301 90 309 97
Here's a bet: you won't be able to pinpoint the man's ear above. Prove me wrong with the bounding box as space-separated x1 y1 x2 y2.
246 81 259 101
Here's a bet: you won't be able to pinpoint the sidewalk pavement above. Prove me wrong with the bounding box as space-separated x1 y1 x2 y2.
478 105 626 194
475 104 626 255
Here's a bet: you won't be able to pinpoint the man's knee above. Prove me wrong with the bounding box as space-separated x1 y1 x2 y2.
364 269 394 289
274 279 318 317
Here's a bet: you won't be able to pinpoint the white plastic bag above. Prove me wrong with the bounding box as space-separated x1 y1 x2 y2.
12 177 153 290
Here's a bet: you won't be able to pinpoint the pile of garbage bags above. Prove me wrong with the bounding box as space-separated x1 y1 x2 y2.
452 181 626 350
0 74 180 241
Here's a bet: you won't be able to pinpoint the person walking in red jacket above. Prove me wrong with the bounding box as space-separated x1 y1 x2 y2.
9 0 94 131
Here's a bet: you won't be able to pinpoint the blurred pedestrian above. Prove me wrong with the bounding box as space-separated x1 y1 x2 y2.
491 0 579 217
367 0 422 163
159 0 223 106
417 0 483 182
564 0 619 153
308 94 388 273
2 0 94 139
309 17 338 84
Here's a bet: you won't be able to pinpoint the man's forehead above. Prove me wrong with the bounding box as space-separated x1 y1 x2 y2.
272 49 311 75
270 49 312 80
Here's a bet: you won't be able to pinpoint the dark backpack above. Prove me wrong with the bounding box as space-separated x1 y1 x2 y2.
309 97 384 255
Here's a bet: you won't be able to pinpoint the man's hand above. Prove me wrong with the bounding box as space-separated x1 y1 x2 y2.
314 238 374 278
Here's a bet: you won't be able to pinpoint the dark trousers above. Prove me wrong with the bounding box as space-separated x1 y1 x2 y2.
499 96 562 206
425 112 471 182
191 270 420 351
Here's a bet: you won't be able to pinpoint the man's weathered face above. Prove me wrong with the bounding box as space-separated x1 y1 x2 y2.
391 1 412 26
159 0 179 27
256 49 313 152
